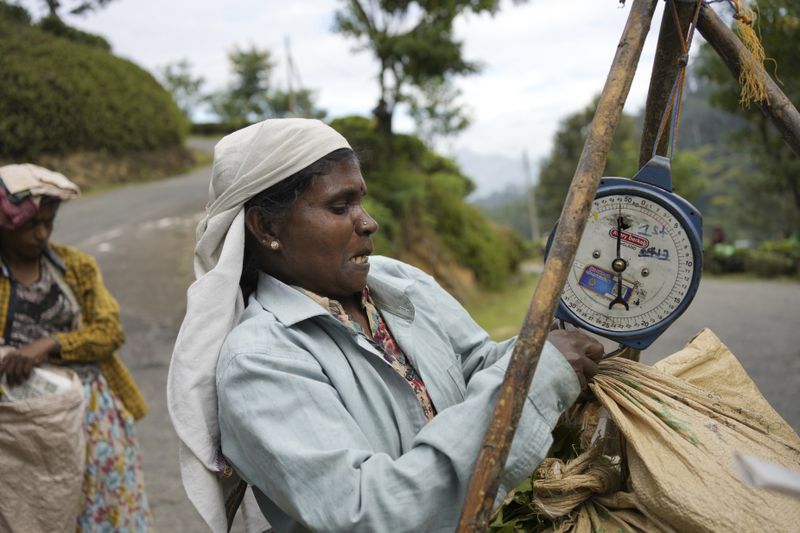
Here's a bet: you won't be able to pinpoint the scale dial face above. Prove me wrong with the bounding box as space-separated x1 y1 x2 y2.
562 193 696 333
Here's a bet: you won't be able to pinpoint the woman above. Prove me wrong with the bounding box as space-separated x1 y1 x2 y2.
0 164 152 532
169 119 603 532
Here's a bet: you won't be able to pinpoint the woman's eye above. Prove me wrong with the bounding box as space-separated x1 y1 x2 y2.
330 204 348 214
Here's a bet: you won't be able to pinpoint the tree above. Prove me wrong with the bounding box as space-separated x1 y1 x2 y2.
696 0 800 237
334 0 505 142
208 44 328 124
159 59 205 119
408 76 471 148
40 0 115 17
534 98 638 231
267 88 327 119
534 97 708 232
210 45 275 123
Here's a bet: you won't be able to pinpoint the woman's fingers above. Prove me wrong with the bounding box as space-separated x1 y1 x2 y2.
4 355 19 386
547 329 605 392
3 352 27 387
581 353 599 381
584 336 605 362
21 356 35 380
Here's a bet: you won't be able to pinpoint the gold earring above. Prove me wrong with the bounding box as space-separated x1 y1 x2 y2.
269 241 280 250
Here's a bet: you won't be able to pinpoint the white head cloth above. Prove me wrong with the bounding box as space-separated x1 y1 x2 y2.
167 118 350 531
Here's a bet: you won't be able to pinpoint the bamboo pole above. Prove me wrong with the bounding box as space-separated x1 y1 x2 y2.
697 4 800 157
455 0 659 530
639 1 695 167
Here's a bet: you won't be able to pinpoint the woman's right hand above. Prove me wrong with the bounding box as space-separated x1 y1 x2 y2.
0 337 58 387
546 329 605 393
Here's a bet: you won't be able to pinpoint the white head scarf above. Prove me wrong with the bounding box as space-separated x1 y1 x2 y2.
167 118 351 531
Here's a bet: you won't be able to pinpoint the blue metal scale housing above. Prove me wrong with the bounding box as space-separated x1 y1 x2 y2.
546 156 703 350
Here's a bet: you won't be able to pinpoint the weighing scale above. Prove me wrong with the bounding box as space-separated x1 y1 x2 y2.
546 156 703 352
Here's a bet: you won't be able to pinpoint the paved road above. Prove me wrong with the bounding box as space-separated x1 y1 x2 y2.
52 161 800 530
53 166 211 531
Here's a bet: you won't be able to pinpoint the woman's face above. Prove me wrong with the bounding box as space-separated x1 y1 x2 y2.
271 158 379 300
0 201 58 261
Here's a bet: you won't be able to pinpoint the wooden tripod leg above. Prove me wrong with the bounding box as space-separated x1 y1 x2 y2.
639 1 696 167
455 0 659 531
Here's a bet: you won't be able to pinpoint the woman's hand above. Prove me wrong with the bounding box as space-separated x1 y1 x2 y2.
0 337 58 387
547 329 605 393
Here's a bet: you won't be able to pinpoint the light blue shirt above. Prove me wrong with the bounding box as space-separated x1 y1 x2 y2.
217 257 580 532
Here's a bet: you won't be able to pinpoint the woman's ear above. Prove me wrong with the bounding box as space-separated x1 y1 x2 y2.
244 207 279 244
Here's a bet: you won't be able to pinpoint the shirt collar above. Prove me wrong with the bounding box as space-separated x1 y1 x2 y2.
253 259 415 327
295 286 370 317
0 245 65 278
43 246 66 272
252 273 329 327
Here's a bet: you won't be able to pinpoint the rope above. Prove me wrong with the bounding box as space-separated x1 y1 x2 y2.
531 442 622 519
651 0 703 161
651 0 770 158
661 0 770 156
727 1 769 107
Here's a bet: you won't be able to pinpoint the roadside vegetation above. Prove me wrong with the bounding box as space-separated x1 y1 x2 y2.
4 0 796 285
465 271 540 341
0 1 193 189
0 0 529 297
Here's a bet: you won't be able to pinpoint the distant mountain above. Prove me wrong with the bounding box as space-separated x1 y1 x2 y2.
453 149 531 200
471 183 534 240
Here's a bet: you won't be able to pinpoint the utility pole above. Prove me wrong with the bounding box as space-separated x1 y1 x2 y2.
522 150 540 241
284 36 297 116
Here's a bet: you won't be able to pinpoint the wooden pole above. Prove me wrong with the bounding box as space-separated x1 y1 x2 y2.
522 150 540 241
455 0 659 530
697 4 800 157
639 1 695 167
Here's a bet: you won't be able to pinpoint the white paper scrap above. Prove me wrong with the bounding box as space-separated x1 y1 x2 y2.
734 452 800 499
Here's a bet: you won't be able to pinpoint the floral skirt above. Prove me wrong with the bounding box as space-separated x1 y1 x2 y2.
74 365 153 532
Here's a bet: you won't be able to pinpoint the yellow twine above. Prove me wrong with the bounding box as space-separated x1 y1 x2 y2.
733 3 769 107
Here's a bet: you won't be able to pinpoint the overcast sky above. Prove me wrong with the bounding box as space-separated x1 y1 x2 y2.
20 0 714 195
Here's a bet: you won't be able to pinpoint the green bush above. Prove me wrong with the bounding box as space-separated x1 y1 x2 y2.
744 250 795 278
191 121 249 136
36 14 110 50
0 12 187 159
428 181 523 289
704 244 747 275
757 240 800 274
704 239 800 277
329 115 523 289
362 196 398 257
0 1 30 25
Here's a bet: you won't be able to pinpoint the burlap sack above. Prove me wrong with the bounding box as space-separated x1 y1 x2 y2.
500 329 799 532
0 366 85 533
592 329 800 532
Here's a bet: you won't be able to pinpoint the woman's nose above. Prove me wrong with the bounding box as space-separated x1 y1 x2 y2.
34 223 48 240
356 209 379 235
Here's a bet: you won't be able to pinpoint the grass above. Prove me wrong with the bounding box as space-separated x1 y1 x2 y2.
465 272 541 341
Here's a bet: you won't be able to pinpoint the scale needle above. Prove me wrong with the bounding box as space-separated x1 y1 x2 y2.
609 209 629 311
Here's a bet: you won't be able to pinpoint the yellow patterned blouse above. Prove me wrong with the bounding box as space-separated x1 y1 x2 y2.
0 243 147 420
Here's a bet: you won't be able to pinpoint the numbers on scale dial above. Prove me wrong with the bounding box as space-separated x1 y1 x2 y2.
564 194 694 333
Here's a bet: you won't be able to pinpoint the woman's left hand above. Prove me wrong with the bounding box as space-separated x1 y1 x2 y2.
546 329 605 394
0 337 58 387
